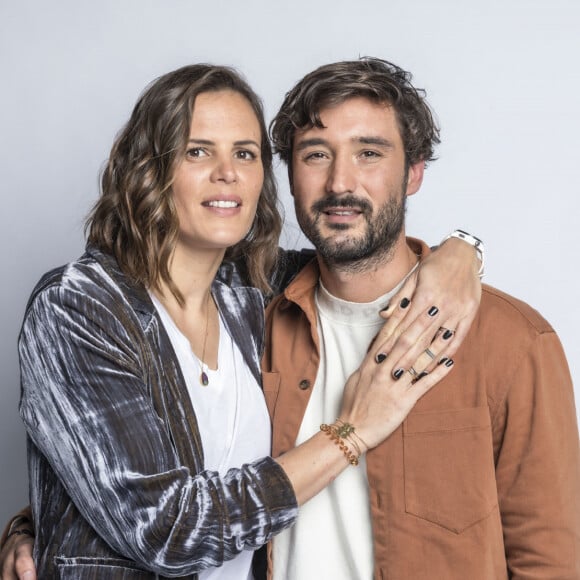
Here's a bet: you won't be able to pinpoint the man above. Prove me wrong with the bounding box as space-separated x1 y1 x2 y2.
263 58 579 579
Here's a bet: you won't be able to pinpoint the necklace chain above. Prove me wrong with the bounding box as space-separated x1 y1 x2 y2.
199 292 210 386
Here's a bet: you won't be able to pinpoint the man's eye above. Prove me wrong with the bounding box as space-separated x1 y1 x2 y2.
361 150 380 158
304 152 326 161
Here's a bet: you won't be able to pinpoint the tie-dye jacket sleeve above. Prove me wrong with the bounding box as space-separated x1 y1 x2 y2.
18 253 297 578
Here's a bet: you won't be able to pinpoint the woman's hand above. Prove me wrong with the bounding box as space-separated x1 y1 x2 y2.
338 317 455 450
372 237 481 377
276 327 454 504
0 533 35 580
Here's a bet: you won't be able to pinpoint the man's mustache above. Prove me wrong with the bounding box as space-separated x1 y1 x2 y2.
311 195 372 215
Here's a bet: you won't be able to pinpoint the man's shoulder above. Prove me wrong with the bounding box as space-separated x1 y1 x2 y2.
480 284 554 336
265 260 320 317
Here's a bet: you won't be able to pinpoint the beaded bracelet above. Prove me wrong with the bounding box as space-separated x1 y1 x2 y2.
335 418 369 456
320 423 359 466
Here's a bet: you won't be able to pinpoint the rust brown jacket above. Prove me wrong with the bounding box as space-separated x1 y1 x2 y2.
263 242 580 580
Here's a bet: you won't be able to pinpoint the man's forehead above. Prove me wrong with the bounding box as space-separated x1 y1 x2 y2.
292 97 400 143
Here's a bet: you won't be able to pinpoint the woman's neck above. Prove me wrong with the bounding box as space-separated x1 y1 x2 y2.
152 244 224 370
162 243 226 310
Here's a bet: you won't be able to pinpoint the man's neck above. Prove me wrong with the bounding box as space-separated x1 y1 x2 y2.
317 234 419 303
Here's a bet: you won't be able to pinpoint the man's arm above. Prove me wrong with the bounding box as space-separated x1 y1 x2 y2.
494 329 580 578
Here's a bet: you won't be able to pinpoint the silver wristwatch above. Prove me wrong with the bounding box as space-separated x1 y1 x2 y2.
442 229 485 278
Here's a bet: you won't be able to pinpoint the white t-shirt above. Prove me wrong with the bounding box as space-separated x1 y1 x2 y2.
151 293 271 580
272 282 401 580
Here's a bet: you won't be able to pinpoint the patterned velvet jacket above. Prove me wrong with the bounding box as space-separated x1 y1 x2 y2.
18 245 299 579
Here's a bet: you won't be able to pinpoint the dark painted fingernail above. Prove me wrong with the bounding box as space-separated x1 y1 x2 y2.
380 302 390 313
444 358 454 367
393 368 405 379
443 330 453 340
438 357 449 365
427 306 439 317
400 297 410 309
375 353 387 364
416 371 429 380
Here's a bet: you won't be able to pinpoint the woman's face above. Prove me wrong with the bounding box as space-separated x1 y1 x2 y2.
171 89 264 254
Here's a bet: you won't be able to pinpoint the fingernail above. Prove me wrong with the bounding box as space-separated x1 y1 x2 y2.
443 330 453 340
379 302 390 313
393 368 405 379
400 297 410 309
427 306 439 317
438 357 449 365
416 371 429 380
444 358 454 367
375 353 387 364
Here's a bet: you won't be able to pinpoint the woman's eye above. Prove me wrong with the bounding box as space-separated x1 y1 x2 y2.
186 147 207 158
236 150 257 160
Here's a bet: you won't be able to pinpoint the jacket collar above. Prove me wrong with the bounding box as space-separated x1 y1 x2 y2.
85 244 155 330
85 244 263 386
281 237 429 313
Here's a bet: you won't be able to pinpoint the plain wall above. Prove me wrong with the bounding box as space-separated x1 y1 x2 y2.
1 0 578 524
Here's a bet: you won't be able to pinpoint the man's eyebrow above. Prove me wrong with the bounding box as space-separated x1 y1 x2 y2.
294 136 395 151
356 136 394 148
294 137 328 151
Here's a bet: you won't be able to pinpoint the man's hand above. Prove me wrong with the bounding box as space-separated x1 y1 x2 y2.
0 533 35 580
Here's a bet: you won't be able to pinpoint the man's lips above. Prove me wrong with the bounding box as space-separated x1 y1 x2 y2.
323 208 362 216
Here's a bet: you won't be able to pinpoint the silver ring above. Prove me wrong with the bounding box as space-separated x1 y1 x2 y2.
424 348 436 360
408 366 418 377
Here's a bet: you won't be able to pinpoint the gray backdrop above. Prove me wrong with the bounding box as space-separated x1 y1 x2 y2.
1 0 578 523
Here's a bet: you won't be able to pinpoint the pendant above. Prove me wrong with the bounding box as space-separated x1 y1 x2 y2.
200 371 209 386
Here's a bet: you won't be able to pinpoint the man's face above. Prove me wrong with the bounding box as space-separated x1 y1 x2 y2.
291 97 424 268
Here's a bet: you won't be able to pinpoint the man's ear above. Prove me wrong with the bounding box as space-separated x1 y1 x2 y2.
405 161 425 197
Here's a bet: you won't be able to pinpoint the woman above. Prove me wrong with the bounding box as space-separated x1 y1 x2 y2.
1 64 478 579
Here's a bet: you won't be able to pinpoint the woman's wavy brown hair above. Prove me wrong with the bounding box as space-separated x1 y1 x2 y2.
87 64 282 302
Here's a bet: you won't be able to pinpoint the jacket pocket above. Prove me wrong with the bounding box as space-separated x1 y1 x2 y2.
403 406 497 534
262 371 281 422
55 557 157 579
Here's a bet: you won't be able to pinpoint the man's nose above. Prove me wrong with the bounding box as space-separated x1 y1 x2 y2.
325 155 356 195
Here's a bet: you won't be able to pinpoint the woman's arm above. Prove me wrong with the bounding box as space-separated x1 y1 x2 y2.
19 272 454 577
275 322 455 504
370 234 482 376
19 285 295 577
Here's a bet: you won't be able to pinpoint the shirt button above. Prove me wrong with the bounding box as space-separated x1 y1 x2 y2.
299 379 311 390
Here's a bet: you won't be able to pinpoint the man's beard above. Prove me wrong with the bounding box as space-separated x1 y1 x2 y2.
295 191 406 273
